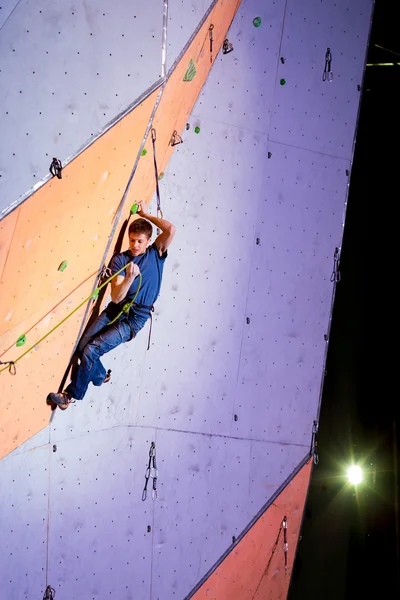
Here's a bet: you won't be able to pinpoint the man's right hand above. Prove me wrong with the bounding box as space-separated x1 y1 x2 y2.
126 262 140 280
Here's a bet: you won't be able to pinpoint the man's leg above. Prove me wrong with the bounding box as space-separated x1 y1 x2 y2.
70 311 112 388
65 319 133 400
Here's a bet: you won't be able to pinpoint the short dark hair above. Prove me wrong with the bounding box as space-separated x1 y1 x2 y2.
128 218 153 239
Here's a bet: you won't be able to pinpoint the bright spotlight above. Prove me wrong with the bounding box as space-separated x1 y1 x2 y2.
347 465 363 485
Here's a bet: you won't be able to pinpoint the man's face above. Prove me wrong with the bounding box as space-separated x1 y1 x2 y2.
129 233 150 256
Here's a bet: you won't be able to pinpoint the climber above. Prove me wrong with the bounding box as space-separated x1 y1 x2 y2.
47 201 176 410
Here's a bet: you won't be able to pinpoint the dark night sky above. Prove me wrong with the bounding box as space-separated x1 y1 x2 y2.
289 1 400 598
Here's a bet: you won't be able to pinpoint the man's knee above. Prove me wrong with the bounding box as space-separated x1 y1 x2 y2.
81 339 101 363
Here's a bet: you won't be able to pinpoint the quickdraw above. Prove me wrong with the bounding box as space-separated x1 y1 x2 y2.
0 360 16 375
310 420 319 465
151 129 164 225
330 247 341 283
142 441 158 501
323 48 333 82
43 585 56 600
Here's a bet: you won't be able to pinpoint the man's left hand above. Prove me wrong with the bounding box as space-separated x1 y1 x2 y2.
136 201 146 217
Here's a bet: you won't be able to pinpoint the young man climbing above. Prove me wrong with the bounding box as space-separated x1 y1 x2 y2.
47 202 176 410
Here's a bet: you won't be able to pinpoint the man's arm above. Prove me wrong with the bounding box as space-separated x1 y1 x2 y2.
110 263 140 303
137 202 176 256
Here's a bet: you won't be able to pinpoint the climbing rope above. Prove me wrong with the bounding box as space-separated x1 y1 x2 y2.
150 128 163 232
0 269 99 362
106 275 142 326
0 264 141 375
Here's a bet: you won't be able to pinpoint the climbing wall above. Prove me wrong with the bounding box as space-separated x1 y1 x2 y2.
0 1 373 599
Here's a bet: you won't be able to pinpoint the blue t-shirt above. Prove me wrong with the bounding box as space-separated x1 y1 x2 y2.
106 243 167 333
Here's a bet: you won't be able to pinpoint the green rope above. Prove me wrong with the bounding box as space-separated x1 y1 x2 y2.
0 265 142 375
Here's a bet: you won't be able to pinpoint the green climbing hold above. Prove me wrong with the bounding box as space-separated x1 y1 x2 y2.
183 59 197 82
16 334 26 347
130 203 139 214
58 260 68 272
280 78 286 86
91 290 100 300
194 126 201 134
158 172 165 180
253 17 262 27
141 149 147 156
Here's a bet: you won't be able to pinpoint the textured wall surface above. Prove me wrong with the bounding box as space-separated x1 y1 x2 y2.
192 458 312 599
0 0 373 598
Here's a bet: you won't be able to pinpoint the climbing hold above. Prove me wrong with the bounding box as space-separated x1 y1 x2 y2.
58 260 68 272
280 78 286 86
130 203 139 214
183 59 197 82
16 334 26 347
194 126 200 134
91 289 100 300
253 17 262 27
141 149 147 156
158 172 164 180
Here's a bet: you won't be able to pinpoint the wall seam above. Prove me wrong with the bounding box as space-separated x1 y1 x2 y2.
184 454 312 599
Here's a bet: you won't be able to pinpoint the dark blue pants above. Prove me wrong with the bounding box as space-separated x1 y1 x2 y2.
65 310 134 400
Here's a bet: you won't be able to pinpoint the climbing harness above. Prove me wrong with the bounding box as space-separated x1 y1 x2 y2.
49 158 62 179
323 48 333 82
282 516 288 573
310 420 319 465
42 585 56 600
142 441 158 501
330 247 341 283
0 360 16 375
107 282 155 351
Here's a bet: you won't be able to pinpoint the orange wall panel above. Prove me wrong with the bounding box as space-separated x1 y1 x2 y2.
0 278 94 458
0 91 159 459
193 459 312 600
0 90 159 340
0 207 19 282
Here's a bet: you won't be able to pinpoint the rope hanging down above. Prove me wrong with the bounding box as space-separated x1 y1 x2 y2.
0 265 141 375
151 128 163 234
